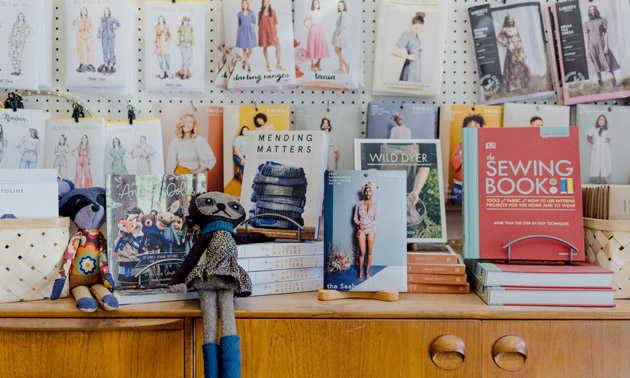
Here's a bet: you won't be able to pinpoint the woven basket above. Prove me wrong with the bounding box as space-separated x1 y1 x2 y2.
584 217 630 299
0 217 70 303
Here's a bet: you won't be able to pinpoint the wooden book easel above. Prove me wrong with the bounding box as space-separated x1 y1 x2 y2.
317 287 399 302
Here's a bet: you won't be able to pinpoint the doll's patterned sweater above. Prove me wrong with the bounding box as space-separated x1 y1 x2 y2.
57 229 112 290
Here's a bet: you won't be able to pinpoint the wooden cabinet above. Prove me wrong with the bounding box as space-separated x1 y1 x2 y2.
2 293 630 378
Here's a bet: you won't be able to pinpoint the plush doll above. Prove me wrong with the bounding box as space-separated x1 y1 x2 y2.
140 213 165 252
169 192 271 378
50 181 118 312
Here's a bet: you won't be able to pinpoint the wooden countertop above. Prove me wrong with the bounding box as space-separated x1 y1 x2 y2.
1 293 629 320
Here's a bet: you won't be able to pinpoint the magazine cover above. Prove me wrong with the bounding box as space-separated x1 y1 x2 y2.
161 104 223 191
438 104 503 204
64 0 134 94
372 0 448 97
577 105 630 185
294 105 361 170
223 0 296 90
106 174 207 303
239 131 328 240
222 105 290 199
143 0 205 92
105 119 165 176
463 126 584 261
503 103 571 127
366 102 436 139
44 118 105 188
324 170 407 292
0 109 49 170
354 139 447 243
544 6 565 104
293 0 364 90
467 0 554 104
0 0 43 90
553 0 630 105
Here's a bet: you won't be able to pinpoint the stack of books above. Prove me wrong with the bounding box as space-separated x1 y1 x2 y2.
238 241 323 296
467 260 615 307
407 245 470 294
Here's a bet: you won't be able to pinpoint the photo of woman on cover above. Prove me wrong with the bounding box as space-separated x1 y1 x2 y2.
236 0 257 73
258 0 285 72
304 0 330 72
585 5 621 90
587 114 612 184
391 12 425 82
166 113 217 175
496 15 531 92
320 115 339 170
354 181 379 281
388 113 411 139
450 114 485 204
332 1 349 74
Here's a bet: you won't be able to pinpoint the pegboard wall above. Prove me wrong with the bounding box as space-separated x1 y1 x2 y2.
4 0 616 123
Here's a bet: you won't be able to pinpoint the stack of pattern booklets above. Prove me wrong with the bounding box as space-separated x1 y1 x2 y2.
462 126 615 306
407 244 469 294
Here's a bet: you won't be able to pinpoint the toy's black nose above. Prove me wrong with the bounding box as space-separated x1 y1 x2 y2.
91 204 100 212
216 203 226 211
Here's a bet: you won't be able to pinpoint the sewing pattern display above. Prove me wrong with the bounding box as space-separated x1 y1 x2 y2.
0 110 49 170
105 119 165 176
144 0 206 92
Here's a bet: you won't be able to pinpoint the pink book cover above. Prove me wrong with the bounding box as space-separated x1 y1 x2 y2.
552 0 630 105
464 127 584 261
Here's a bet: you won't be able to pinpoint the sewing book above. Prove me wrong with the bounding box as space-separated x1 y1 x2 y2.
105 174 207 304
463 126 584 261
324 170 407 292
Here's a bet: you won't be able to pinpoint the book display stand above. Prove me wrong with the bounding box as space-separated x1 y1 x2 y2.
502 235 578 264
317 287 399 302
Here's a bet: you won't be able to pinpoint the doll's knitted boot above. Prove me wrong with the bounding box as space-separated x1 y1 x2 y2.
202 342 219 378
219 335 241 378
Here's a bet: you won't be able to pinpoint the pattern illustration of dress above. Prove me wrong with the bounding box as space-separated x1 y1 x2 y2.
131 143 157 174
306 10 329 59
74 145 93 188
585 17 621 73
54 143 70 178
73 16 94 65
588 126 612 178
177 20 194 76
8 19 32 75
0 135 7 164
155 24 171 72
497 27 530 92
110 146 127 174
236 11 257 49
258 9 279 47
97 14 120 68
332 11 347 48
396 31 421 82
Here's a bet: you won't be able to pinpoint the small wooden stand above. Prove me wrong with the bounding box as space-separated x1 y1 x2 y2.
317 287 399 302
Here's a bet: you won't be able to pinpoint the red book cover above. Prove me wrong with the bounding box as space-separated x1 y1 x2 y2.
463 127 584 261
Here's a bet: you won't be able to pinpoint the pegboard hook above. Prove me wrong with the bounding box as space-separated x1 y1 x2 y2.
72 103 85 123
327 100 330 112
128 104 136 125
190 100 197 112
608 101 617 112
536 102 541 111
3 92 24 112
400 101 404 110
254 101 259 112
472 101 476 112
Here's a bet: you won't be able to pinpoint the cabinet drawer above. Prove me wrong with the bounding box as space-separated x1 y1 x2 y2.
195 318 480 378
0 318 185 378
482 320 630 378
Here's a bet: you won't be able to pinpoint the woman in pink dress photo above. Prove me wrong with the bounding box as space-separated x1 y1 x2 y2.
303 0 329 72
585 5 621 90
258 0 285 72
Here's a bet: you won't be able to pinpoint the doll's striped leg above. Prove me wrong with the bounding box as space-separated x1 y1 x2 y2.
194 284 219 378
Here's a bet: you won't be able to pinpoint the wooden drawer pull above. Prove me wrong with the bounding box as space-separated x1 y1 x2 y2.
493 335 528 371
430 335 467 371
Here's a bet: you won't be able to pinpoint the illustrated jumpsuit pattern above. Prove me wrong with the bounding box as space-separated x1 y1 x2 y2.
97 15 121 67
73 16 94 65
8 20 32 74
75 144 93 188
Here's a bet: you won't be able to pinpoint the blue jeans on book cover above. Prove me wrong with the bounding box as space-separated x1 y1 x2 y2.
254 172 308 186
253 206 304 224
248 217 301 230
251 193 306 207
254 199 305 214
234 155 245 173
258 161 305 178
253 183 307 198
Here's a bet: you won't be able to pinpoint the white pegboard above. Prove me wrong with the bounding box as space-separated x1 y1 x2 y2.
5 0 622 122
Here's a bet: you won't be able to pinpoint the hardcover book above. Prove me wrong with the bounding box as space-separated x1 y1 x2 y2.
251 278 322 296
438 104 503 204
237 241 323 258
238 255 324 272
407 273 467 286
0 109 49 170
372 0 449 97
222 105 290 200
105 174 207 304
503 103 571 128
294 105 362 170
324 170 407 292
463 127 584 261
408 254 466 276
239 131 328 240
408 282 470 294
467 0 555 104
44 117 106 187
105 119 165 176
552 0 630 105
576 105 630 185
407 244 458 265
354 139 447 243
249 267 323 285
366 102 436 139
161 105 223 191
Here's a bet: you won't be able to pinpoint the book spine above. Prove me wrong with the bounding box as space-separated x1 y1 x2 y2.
251 278 322 296
463 127 480 259
470 274 491 305
238 242 324 258
239 255 324 272
407 273 467 285
407 264 465 275
407 283 470 294
407 253 458 265
250 267 323 285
